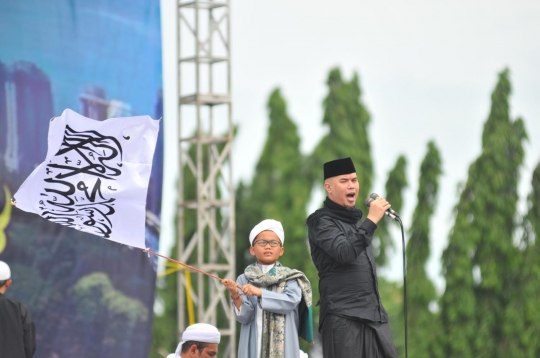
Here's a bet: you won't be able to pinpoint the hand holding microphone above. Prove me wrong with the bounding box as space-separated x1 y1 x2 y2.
365 193 400 222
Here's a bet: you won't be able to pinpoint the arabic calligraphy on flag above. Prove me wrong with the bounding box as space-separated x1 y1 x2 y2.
13 108 160 249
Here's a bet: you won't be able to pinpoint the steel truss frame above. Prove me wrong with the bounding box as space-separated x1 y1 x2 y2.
176 0 235 357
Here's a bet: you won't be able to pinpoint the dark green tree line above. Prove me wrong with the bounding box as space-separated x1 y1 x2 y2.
405 141 442 358
440 69 527 358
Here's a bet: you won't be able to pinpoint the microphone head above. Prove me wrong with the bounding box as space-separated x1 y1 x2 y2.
369 192 380 200
364 196 374 208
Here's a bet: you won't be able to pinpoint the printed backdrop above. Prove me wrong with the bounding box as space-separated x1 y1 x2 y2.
0 1 163 357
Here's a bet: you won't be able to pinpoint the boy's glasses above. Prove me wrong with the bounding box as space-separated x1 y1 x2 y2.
253 240 281 247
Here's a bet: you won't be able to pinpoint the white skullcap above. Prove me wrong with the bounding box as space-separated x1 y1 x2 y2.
171 323 220 358
0 261 11 281
249 219 284 246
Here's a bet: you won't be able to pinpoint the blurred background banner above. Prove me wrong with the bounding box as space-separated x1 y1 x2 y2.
0 1 163 357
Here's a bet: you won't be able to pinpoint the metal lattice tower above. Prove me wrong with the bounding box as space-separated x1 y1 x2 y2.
176 0 236 357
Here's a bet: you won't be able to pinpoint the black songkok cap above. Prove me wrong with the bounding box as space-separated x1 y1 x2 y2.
323 157 356 180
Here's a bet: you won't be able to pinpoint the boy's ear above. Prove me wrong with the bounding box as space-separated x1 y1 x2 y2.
249 245 256 256
279 246 284 257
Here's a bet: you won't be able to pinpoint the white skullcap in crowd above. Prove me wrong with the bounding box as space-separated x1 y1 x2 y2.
249 219 284 246
167 323 221 358
0 261 11 281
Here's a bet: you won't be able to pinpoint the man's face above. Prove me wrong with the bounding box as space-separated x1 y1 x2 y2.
184 343 218 358
249 231 284 265
325 173 359 207
196 344 218 358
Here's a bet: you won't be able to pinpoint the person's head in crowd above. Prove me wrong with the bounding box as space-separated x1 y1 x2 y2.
323 157 359 208
167 323 220 358
0 260 12 293
249 219 285 265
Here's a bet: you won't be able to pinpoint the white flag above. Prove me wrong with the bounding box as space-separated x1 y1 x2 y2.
14 108 160 249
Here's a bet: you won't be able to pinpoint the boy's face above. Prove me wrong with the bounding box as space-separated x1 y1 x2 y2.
249 231 284 265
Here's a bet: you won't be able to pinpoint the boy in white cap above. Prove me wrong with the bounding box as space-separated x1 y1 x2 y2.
222 219 313 358
167 322 220 358
0 260 36 358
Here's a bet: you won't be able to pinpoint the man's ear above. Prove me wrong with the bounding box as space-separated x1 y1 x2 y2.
188 344 199 356
324 180 332 194
5 279 12 289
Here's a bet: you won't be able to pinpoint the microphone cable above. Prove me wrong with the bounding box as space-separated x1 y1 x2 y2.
365 193 408 357
396 216 408 358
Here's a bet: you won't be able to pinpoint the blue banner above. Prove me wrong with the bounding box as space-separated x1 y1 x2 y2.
0 1 163 357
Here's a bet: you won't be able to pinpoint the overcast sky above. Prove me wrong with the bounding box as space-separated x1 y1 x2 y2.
160 0 540 291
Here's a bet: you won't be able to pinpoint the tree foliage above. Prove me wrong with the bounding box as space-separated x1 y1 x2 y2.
378 278 405 356
405 141 442 358
501 161 540 356
151 140 218 357
150 242 179 358
235 88 313 274
310 68 374 202
234 88 319 352
375 155 408 266
440 69 527 357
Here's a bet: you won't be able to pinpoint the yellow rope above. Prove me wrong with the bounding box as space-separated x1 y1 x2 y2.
0 185 13 254
158 262 195 325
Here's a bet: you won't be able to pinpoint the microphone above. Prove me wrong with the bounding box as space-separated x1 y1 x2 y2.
364 193 400 221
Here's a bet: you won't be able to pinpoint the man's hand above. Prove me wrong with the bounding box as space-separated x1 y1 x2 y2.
366 197 391 224
241 284 262 297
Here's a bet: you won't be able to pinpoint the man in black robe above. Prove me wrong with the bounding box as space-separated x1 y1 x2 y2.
307 157 398 357
0 260 36 358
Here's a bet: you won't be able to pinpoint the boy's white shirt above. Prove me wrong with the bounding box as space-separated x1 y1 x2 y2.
234 263 275 358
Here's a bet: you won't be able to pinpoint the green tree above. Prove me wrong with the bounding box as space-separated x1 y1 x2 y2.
378 278 405 356
440 69 527 357
151 136 227 356
405 141 442 358
501 162 540 356
235 89 317 352
236 88 313 274
150 242 179 358
235 180 259 273
374 155 408 266
310 68 374 202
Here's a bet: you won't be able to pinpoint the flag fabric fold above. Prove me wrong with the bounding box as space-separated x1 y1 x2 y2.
14 108 160 249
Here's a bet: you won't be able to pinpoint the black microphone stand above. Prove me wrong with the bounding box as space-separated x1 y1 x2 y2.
366 194 408 357
395 216 408 358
